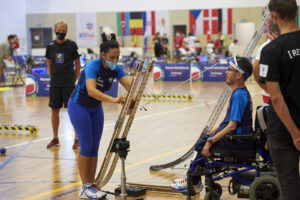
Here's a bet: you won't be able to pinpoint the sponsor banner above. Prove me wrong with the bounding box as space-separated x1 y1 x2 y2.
26 73 118 97
154 63 226 82
26 74 50 96
155 64 190 81
153 64 164 81
36 74 51 96
76 13 97 47
198 64 227 82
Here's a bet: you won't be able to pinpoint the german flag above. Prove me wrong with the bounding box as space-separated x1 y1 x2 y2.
130 12 144 35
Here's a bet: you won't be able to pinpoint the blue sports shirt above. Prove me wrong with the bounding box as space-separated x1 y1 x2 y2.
70 58 126 107
218 88 253 136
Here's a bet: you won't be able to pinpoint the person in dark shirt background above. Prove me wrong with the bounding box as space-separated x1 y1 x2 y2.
45 21 81 149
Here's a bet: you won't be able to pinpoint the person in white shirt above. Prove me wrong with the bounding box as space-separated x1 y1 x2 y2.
253 23 280 103
206 40 215 63
228 39 238 57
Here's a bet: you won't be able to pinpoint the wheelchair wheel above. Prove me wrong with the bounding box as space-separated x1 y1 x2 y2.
204 190 220 200
249 175 283 200
212 182 222 196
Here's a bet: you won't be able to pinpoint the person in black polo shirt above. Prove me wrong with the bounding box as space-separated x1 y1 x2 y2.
260 0 300 199
45 21 81 149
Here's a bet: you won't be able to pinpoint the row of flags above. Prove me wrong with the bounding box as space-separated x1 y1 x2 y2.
189 9 232 35
117 11 169 37
117 9 233 37
118 9 232 48
118 7 300 48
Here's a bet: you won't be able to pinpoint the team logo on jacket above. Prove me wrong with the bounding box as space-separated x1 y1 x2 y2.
56 53 64 63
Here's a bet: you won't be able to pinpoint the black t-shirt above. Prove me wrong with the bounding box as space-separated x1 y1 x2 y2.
45 39 80 87
260 30 300 136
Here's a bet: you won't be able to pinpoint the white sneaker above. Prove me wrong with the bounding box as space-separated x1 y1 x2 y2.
173 177 187 183
79 184 106 199
171 177 203 193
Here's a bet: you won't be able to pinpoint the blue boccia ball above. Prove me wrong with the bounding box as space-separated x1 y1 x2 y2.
0 147 6 155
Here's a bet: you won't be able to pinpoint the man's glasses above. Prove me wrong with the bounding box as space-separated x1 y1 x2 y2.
226 68 238 72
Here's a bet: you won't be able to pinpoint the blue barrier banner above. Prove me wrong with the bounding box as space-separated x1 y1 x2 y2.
156 57 166 64
198 64 227 82
161 63 190 81
26 74 118 97
26 74 50 96
32 67 47 75
35 74 50 96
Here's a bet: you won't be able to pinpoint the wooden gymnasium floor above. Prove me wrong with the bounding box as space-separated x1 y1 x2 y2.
0 77 265 200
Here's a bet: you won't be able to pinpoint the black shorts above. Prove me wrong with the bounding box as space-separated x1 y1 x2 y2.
49 86 74 109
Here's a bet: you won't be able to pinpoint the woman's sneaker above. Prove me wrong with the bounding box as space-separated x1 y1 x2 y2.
171 177 203 193
79 184 106 199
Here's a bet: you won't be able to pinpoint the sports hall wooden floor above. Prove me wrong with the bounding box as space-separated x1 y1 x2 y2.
0 76 264 200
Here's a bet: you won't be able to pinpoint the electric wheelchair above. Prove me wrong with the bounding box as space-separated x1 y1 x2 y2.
185 104 283 200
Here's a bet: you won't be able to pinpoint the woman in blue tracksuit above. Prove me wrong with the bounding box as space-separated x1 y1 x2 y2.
68 33 131 199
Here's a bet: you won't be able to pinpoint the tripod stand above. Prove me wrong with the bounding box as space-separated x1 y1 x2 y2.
103 138 144 200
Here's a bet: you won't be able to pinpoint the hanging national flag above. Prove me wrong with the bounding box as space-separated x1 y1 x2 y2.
117 12 130 36
218 8 232 34
189 10 202 35
155 10 169 35
130 12 144 35
144 11 156 36
132 30 137 47
190 8 232 36
203 9 219 35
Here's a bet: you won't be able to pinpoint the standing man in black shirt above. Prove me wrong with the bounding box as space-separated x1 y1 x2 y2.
45 21 81 149
260 0 300 199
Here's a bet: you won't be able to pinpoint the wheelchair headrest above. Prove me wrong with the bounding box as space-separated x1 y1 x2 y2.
255 103 269 133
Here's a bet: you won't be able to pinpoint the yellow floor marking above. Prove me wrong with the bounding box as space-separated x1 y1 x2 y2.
0 87 12 91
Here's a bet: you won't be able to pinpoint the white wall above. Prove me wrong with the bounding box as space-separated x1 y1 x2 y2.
25 0 273 14
0 0 27 54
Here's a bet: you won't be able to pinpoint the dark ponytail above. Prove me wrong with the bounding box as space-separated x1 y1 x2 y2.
100 33 119 53
101 33 108 42
110 33 116 41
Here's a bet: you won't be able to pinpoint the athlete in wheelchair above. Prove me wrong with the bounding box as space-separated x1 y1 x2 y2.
171 57 282 200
